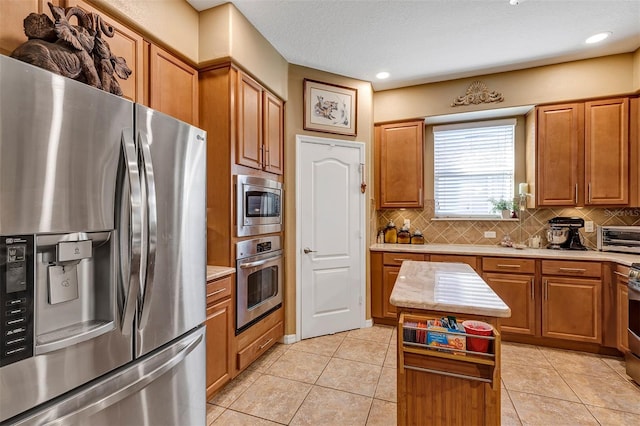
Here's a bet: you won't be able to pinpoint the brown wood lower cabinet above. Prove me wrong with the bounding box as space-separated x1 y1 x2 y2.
235 306 284 373
398 311 501 426
484 273 536 336
542 276 602 343
205 274 234 400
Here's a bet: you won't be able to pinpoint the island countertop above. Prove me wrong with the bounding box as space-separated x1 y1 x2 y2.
389 261 511 318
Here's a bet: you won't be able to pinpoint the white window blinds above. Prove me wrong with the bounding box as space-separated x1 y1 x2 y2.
433 119 515 218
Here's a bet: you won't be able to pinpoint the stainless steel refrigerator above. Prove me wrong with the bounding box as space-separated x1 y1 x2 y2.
0 55 207 425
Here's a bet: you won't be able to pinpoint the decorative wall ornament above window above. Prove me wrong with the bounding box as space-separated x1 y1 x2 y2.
451 81 504 107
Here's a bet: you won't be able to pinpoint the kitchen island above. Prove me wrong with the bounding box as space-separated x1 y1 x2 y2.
390 261 511 426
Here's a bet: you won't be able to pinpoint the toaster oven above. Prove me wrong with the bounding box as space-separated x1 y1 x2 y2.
597 226 640 254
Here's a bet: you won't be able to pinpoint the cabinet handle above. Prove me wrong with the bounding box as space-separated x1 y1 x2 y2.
544 280 548 300
393 258 413 262
530 278 535 299
614 271 628 278
588 183 592 203
258 338 273 350
260 145 265 167
207 288 226 297
497 264 521 269
265 147 270 167
575 184 578 205
404 365 492 384
558 267 586 273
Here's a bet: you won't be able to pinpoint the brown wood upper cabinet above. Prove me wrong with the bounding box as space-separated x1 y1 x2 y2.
65 0 145 103
535 98 630 207
237 71 284 175
375 120 424 208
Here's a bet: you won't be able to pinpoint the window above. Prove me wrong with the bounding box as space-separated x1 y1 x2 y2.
433 119 515 218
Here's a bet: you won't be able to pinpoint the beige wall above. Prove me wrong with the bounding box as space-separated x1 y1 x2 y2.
284 64 373 336
199 3 288 99
634 48 640 92
374 53 636 123
92 0 199 63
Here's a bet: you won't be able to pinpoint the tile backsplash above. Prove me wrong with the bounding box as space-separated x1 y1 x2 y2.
376 199 640 249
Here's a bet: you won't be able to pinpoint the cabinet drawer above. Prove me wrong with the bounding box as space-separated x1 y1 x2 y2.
206 275 233 305
237 321 283 371
431 254 478 270
382 252 426 266
483 257 535 274
541 260 601 278
614 264 630 283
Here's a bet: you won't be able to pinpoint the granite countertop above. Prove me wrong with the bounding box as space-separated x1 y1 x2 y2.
390 261 511 318
370 243 639 266
207 265 235 281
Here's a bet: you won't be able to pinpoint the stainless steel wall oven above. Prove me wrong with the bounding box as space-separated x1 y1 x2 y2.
235 236 283 333
236 175 282 237
627 263 640 383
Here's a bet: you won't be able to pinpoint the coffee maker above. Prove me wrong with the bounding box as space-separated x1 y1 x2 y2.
547 217 587 250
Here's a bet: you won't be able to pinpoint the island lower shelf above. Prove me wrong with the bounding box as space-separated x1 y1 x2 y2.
397 309 502 426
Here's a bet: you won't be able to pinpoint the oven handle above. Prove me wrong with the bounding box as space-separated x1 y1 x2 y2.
239 259 269 269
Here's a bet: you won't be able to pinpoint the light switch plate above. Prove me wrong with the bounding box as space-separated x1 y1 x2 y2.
484 231 497 238
585 221 594 232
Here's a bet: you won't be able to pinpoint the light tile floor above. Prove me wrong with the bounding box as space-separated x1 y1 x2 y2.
207 325 640 425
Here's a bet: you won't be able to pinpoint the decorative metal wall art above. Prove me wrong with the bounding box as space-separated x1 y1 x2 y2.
451 81 504 107
10 2 131 96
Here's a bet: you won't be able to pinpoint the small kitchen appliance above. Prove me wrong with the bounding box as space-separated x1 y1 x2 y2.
597 226 640 254
546 217 587 250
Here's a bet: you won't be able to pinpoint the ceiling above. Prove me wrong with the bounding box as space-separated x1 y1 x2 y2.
187 0 640 91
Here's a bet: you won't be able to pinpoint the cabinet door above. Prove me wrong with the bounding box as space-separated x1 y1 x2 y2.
149 44 198 126
542 276 601 343
263 91 284 175
382 266 399 318
484 273 536 336
630 97 639 207
536 104 583 206
205 297 233 399
1 0 55 56
377 121 424 208
617 281 629 353
585 98 629 205
237 72 263 170
67 0 144 103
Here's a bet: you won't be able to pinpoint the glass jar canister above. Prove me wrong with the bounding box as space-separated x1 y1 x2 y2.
384 220 397 243
411 230 425 244
397 225 411 244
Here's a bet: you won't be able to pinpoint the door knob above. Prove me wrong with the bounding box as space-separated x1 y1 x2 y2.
303 247 317 254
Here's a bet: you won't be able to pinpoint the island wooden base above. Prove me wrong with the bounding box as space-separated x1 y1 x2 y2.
397 308 502 426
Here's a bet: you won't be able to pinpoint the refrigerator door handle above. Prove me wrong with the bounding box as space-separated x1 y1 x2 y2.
16 328 204 426
119 129 143 335
137 131 158 330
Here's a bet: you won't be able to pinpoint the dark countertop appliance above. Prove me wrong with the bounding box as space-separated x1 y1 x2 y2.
546 217 587 250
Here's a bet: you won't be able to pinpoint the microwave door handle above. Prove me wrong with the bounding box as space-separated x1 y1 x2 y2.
137 131 157 330
119 129 143 336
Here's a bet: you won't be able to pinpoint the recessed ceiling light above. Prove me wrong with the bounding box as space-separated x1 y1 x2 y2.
585 32 612 44
376 72 390 80
509 0 523 5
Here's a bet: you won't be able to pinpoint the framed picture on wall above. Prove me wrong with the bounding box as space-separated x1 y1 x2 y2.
303 79 357 136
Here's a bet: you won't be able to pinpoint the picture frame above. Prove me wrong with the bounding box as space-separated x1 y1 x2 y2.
303 79 357 136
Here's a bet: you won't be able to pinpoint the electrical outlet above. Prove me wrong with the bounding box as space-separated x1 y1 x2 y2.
585 221 594 232
484 231 497 238
404 219 410 228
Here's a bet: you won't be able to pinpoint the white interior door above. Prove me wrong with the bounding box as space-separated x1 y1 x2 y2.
296 135 365 340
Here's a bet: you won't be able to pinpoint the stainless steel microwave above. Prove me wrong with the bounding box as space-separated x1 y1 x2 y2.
236 175 283 237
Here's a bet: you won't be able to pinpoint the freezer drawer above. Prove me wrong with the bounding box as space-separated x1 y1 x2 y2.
7 326 206 426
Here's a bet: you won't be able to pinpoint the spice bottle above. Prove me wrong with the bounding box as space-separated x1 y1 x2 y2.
411 230 425 244
384 220 397 243
397 225 411 244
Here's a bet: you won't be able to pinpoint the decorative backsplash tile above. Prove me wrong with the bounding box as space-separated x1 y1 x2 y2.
376 199 640 249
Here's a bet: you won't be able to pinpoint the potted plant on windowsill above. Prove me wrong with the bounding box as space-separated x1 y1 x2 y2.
490 198 512 219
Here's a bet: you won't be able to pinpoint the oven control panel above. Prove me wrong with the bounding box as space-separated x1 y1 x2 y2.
1 235 34 367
